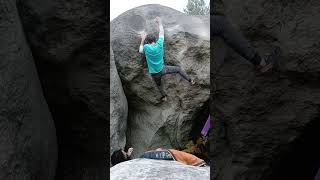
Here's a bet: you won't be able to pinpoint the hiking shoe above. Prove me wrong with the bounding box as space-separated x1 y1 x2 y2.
258 46 281 73
161 96 167 102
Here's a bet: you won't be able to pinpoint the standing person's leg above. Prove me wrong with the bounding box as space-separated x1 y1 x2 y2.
163 65 194 84
315 167 320 180
151 73 167 100
211 15 261 66
212 15 280 72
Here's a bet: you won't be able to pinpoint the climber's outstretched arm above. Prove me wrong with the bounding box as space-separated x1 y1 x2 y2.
155 17 164 38
139 32 147 53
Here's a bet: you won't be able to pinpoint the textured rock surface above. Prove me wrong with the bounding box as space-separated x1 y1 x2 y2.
111 4 210 157
0 1 57 179
212 0 320 180
110 47 128 156
18 0 108 179
110 158 210 180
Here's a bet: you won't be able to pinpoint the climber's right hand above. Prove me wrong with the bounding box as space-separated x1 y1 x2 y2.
141 31 147 40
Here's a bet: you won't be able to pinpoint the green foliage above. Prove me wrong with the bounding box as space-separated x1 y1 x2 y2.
183 0 210 15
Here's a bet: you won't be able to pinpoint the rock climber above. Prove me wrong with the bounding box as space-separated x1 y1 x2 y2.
111 146 207 167
138 16 195 102
212 15 281 73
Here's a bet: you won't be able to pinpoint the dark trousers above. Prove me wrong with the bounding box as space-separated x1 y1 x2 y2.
139 150 174 160
211 15 261 65
151 65 191 97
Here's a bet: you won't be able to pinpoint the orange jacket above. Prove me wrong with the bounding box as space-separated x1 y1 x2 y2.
168 149 205 166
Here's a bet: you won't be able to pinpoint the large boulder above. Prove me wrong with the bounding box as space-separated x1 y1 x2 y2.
110 47 128 156
0 1 57 179
111 4 210 157
110 158 210 180
17 0 108 179
212 0 320 180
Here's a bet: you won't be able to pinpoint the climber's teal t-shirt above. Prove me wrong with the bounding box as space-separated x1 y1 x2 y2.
143 36 164 74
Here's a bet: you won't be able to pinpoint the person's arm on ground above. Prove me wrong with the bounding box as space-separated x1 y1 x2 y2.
127 147 133 159
139 32 147 53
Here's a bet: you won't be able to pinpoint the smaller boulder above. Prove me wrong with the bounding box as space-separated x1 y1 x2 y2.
110 158 210 180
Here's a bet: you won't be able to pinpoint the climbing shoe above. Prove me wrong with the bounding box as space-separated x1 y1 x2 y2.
258 46 281 73
190 78 195 85
161 96 167 102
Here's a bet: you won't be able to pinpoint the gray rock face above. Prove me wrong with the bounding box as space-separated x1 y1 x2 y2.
110 47 128 156
212 0 320 180
17 0 108 179
111 4 210 157
0 1 57 179
110 158 210 180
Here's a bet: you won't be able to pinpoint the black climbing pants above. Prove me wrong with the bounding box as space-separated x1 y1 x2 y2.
151 65 191 97
211 15 261 66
